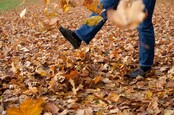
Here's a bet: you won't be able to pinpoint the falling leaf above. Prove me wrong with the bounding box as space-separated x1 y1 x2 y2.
84 16 103 26
107 0 145 27
7 98 43 115
60 0 77 12
83 0 103 14
44 0 50 5
20 8 27 18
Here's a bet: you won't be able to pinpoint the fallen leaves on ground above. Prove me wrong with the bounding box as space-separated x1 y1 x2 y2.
0 0 174 115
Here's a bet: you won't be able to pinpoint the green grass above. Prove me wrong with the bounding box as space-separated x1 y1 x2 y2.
0 0 38 11
0 0 23 11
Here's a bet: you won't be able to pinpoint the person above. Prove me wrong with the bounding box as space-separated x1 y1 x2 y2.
59 0 156 78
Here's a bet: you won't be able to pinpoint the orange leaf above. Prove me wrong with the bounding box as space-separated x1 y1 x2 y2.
65 70 78 79
108 92 120 102
7 98 43 115
60 0 77 12
93 76 102 84
83 0 103 14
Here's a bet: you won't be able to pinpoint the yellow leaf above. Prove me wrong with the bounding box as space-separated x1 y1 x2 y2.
44 0 50 5
20 8 27 18
145 90 153 99
7 98 43 115
84 16 103 26
60 0 77 12
11 62 17 74
108 92 120 102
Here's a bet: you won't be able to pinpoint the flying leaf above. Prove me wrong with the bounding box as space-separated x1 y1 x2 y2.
107 0 145 28
83 0 103 14
84 16 103 26
44 0 50 5
60 0 77 12
7 98 43 115
20 8 27 18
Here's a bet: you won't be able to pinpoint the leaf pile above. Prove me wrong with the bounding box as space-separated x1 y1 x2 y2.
0 1 174 115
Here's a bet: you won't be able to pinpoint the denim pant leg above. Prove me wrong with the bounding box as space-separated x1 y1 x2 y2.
75 0 119 44
137 0 156 67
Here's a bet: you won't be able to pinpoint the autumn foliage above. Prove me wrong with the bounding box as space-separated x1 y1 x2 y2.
0 0 174 114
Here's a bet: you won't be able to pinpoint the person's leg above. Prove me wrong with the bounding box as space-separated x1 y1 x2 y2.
130 0 156 78
59 0 120 49
75 0 120 44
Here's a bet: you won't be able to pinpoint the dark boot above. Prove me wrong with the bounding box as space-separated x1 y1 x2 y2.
129 66 151 78
59 26 81 49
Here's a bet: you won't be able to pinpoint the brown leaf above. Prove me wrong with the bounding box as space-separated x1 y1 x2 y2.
45 102 59 114
76 107 93 115
108 92 120 103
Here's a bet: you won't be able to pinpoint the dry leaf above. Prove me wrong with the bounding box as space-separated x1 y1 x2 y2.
76 107 93 115
108 92 120 102
45 102 59 114
7 98 43 115
84 16 103 26
35 66 50 77
117 110 129 115
60 0 77 12
20 8 27 18
107 0 145 27
44 0 50 5
148 97 160 114
69 79 83 95
83 0 103 14
93 76 102 84
11 62 18 74
23 87 38 95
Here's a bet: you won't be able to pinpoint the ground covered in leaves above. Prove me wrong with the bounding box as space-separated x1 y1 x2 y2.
0 1 174 115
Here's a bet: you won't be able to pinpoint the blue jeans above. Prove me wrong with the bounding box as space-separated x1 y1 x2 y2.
75 0 156 67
